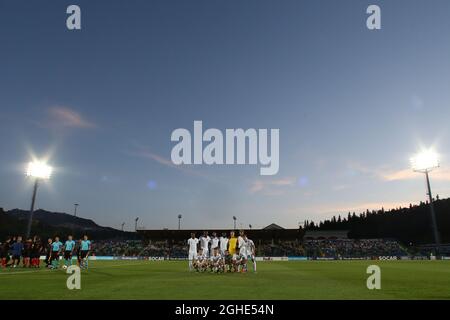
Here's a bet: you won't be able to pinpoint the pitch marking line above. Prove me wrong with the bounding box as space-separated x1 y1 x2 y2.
0 261 151 276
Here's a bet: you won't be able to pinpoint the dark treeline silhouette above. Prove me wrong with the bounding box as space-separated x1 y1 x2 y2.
303 196 450 245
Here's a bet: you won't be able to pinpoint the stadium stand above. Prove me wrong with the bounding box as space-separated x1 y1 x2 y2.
92 238 409 259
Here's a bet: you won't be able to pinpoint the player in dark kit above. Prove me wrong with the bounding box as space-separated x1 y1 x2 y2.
76 238 82 266
31 237 42 268
0 238 11 268
22 239 32 267
44 238 53 268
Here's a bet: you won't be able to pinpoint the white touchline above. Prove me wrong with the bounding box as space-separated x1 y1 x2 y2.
0 261 151 276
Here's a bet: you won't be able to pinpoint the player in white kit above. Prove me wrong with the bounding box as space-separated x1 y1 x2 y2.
194 248 208 272
244 235 256 272
187 233 199 271
237 230 247 272
219 232 228 256
199 231 211 258
209 247 224 273
210 232 219 253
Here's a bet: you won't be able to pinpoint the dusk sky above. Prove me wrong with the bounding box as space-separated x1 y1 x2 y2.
1 0 450 231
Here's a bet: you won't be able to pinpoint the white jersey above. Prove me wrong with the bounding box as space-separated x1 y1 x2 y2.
200 236 210 250
187 238 199 253
246 239 255 256
219 237 228 252
197 253 207 262
211 237 219 249
210 253 222 263
238 236 246 255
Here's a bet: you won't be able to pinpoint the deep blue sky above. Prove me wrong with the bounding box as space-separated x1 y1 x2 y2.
1 0 450 230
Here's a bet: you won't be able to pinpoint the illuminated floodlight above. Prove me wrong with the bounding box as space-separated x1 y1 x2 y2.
410 149 439 172
410 148 441 253
25 160 53 238
26 161 53 179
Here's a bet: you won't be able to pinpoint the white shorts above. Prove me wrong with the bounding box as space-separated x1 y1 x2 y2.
202 248 209 257
188 251 197 261
232 253 238 260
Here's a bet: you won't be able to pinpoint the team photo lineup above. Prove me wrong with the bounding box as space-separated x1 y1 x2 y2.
188 231 256 273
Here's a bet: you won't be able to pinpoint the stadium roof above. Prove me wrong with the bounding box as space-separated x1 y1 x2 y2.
263 223 285 230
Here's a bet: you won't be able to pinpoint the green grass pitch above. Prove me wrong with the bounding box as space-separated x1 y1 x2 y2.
1 260 449 300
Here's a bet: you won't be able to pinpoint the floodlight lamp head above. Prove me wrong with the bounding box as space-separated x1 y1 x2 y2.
411 149 439 172
26 161 52 179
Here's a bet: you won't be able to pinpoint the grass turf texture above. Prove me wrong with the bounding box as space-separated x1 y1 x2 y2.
0 260 449 300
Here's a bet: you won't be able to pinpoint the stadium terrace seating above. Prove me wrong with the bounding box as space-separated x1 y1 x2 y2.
92 239 409 258
303 239 408 258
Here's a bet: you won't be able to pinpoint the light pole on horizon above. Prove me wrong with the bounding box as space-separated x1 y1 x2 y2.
135 217 139 231
121 222 125 231
25 161 52 239
411 149 441 254
74 203 79 217
178 214 182 230
233 216 237 230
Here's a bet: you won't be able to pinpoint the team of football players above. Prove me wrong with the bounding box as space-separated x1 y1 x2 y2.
188 230 257 273
0 234 91 269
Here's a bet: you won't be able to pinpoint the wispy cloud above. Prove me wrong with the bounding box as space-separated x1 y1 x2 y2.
249 176 296 196
345 160 450 182
380 167 450 182
47 106 95 128
126 144 220 182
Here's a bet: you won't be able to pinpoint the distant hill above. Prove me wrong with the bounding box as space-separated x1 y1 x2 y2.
0 208 137 240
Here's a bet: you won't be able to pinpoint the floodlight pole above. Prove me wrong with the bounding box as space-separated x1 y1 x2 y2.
26 179 39 239
424 170 441 252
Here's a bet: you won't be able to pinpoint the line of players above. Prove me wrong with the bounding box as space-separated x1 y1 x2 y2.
0 234 91 270
187 230 256 273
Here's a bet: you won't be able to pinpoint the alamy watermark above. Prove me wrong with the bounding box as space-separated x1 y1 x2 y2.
170 121 279 175
366 265 381 290
66 265 81 290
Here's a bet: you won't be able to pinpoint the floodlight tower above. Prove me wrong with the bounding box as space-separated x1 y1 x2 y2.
135 217 139 231
233 216 237 230
411 149 441 253
121 222 125 231
25 161 53 238
178 214 182 230
74 203 79 217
